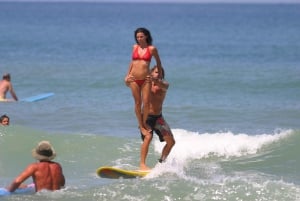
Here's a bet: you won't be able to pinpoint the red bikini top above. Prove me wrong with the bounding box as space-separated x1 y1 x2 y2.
132 46 152 62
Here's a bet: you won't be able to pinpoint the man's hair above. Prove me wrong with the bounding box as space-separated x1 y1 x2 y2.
3 73 11 80
151 66 165 79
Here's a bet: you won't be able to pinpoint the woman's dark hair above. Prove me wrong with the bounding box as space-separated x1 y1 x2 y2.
160 67 165 79
134 27 153 45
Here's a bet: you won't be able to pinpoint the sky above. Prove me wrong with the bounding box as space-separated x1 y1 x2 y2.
0 0 300 3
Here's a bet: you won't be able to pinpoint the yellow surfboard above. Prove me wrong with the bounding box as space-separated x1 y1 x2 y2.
97 166 150 179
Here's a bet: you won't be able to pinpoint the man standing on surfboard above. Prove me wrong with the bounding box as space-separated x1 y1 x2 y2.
6 141 65 192
127 66 175 170
0 73 18 102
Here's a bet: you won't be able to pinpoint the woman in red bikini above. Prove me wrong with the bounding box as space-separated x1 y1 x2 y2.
125 27 162 137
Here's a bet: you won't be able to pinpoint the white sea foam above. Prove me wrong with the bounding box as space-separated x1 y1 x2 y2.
153 129 293 162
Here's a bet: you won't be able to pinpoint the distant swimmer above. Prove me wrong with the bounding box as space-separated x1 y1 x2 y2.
0 114 10 126
0 73 18 102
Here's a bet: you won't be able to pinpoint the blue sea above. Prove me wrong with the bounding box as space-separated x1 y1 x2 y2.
1 2 300 200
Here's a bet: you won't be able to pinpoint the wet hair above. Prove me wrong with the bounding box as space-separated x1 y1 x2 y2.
151 66 165 79
0 114 9 123
134 27 153 45
3 73 10 80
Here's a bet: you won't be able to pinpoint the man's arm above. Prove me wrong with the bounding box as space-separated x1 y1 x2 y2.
7 164 35 192
153 78 169 91
9 84 18 101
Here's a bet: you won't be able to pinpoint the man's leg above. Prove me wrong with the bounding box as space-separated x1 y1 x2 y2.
140 132 153 170
159 135 175 163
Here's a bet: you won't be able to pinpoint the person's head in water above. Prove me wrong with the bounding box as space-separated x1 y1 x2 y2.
0 114 10 126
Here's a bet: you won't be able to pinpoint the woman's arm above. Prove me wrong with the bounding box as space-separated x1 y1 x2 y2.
151 46 162 75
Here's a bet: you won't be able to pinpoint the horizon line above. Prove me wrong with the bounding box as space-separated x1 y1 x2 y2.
0 0 300 3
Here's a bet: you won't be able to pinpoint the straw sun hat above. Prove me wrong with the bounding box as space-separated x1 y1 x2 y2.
32 141 56 161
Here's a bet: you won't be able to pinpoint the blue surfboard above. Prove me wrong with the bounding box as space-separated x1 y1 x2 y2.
21 92 54 102
0 185 35 196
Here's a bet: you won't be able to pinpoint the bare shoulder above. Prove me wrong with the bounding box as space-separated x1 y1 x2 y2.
0 80 10 86
19 163 38 176
39 161 61 167
53 162 63 168
49 161 63 169
27 162 38 169
149 45 157 51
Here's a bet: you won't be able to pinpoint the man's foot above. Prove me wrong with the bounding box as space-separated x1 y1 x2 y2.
158 157 166 163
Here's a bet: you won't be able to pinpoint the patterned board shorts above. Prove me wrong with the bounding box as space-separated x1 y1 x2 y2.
141 114 173 142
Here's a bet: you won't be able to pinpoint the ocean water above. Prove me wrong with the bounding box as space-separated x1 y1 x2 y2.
0 2 300 201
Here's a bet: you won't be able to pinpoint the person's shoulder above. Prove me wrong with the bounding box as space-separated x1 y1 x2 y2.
148 46 158 54
0 79 9 84
22 163 38 173
50 161 63 168
28 162 39 167
36 161 62 169
148 45 156 50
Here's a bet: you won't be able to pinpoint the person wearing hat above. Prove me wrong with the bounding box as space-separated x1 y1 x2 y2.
0 73 18 102
6 141 65 192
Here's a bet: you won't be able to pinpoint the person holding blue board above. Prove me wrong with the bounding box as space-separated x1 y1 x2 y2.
0 73 18 102
5 141 65 193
